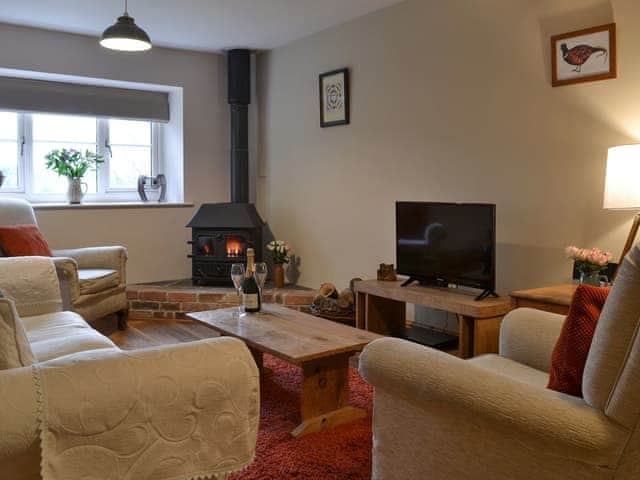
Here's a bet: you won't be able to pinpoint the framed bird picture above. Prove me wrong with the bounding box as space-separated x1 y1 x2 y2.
319 68 350 128
551 23 616 87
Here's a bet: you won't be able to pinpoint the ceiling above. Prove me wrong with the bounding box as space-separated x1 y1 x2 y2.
0 0 405 52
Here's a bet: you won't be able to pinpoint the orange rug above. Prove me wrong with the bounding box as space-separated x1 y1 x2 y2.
230 355 373 480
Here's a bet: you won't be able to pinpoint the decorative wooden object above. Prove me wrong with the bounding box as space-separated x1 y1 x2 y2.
510 284 577 316
377 264 397 281
187 304 381 437
354 280 511 358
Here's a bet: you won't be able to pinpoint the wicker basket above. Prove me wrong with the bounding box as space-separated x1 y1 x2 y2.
309 305 355 326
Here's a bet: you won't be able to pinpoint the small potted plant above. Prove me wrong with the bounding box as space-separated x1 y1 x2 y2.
566 245 613 286
45 148 104 204
267 240 292 288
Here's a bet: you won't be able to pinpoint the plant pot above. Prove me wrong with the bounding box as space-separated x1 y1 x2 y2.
274 264 285 288
68 177 88 204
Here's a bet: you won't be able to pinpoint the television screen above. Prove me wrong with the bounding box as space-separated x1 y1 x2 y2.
396 202 496 290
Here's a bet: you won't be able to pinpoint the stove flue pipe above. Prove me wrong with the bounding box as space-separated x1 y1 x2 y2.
228 49 251 204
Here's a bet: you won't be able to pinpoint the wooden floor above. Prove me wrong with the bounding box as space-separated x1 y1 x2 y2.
109 319 219 349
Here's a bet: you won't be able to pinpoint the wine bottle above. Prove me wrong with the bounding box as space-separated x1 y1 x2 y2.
242 248 261 313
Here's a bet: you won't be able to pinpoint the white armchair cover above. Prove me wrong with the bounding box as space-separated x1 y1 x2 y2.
0 198 129 329
1 338 260 480
0 257 260 480
35 338 259 480
360 247 640 480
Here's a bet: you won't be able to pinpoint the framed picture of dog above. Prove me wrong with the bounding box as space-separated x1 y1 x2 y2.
551 23 616 87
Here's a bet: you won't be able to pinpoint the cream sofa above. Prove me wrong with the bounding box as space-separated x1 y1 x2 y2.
360 245 640 480
0 257 259 480
0 198 128 329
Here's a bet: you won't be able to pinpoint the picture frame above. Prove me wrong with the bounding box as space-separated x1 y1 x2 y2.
319 68 350 128
551 23 616 87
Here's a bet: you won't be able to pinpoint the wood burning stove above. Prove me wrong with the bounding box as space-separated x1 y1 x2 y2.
187 203 264 285
187 50 265 285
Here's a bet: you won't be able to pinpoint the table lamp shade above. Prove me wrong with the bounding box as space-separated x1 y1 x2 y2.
604 144 640 210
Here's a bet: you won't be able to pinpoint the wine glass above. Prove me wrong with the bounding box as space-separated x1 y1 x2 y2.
254 262 268 297
230 263 245 316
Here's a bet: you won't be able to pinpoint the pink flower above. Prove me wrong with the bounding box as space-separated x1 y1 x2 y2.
565 245 611 268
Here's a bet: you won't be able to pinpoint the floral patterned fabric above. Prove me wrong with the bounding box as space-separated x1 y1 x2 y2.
35 337 260 480
0 298 36 369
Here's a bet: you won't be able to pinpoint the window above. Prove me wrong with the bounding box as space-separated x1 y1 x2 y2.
0 112 19 190
107 119 153 190
0 110 159 201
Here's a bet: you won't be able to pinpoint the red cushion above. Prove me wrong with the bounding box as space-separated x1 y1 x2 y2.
0 224 53 257
547 284 611 397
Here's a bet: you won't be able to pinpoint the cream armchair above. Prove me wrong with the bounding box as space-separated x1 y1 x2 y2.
0 257 259 480
360 246 640 480
0 198 128 329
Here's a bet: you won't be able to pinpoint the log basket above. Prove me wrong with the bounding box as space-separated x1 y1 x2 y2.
309 279 360 326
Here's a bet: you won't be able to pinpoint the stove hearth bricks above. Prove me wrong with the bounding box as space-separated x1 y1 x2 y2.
127 282 315 320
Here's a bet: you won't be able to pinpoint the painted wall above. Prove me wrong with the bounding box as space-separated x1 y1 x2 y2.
0 23 229 283
257 0 636 296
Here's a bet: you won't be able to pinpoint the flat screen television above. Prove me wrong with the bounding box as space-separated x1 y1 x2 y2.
396 202 496 298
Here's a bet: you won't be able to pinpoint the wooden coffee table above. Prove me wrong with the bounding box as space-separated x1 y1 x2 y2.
187 304 382 437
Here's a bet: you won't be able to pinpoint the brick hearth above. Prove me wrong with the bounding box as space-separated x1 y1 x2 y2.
127 279 316 320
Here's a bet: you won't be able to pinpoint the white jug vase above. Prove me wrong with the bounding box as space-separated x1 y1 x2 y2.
68 177 88 204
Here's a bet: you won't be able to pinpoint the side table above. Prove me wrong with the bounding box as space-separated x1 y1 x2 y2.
510 284 577 316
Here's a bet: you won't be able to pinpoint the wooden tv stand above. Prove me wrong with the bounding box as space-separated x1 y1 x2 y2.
354 280 511 358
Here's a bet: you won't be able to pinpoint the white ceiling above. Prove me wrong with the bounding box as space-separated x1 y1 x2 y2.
0 0 405 52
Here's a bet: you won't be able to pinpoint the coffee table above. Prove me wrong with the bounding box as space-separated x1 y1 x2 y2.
187 304 383 437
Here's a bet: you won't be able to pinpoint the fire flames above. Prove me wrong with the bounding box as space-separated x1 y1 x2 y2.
226 238 243 258
202 243 213 255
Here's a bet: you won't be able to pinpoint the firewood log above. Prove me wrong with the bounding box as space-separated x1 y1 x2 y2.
338 289 354 309
319 283 339 299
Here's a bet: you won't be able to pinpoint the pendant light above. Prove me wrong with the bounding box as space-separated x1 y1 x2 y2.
100 0 152 52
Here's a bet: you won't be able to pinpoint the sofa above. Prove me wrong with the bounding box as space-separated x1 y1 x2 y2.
359 245 640 480
0 198 129 329
0 257 259 480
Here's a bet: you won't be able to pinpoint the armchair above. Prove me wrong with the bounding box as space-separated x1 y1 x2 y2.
0 256 259 480
359 246 640 480
0 198 128 329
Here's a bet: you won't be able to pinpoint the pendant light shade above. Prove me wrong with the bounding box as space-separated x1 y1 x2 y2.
100 1 151 52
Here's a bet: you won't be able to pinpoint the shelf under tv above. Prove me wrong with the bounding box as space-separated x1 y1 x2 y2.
402 324 458 350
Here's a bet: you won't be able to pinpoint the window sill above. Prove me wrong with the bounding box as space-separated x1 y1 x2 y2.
31 201 194 211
